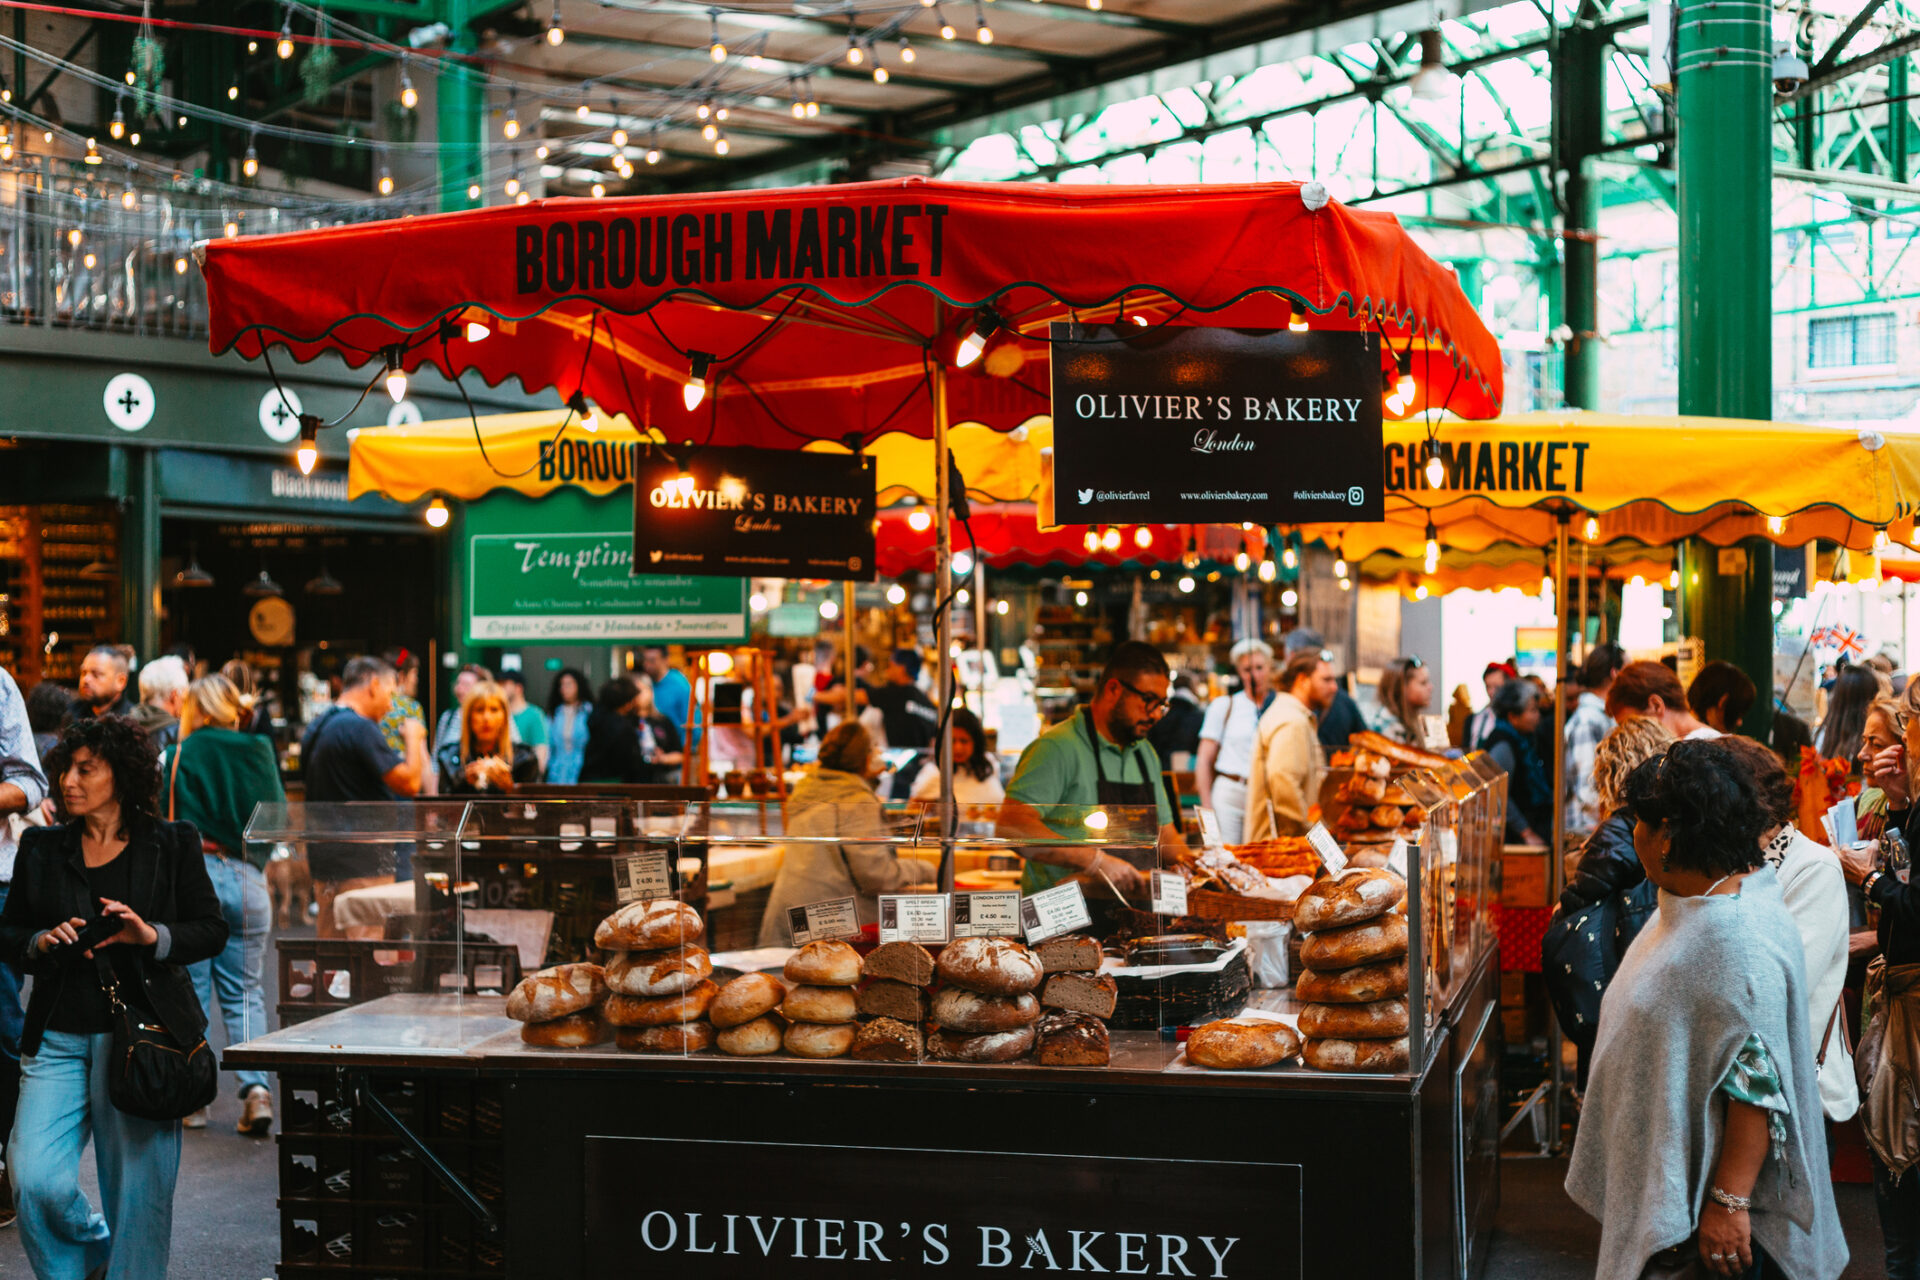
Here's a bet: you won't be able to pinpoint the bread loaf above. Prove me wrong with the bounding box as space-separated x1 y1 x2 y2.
1039 971 1118 1019
781 984 859 1025
929 987 1040 1034
518 1009 609 1048
604 979 718 1027
1295 958 1409 1004
1185 1019 1302 1070
856 979 928 1022
1298 999 1410 1040
709 972 785 1029
615 1021 715 1054
505 964 606 1023
1035 1012 1110 1066
715 1014 784 1056
594 899 704 951
783 1020 856 1059
927 1025 1035 1062
861 941 935 986
1034 933 1103 974
605 947 712 997
1293 869 1406 932
1303 1036 1410 1072
936 936 1043 996
1299 913 1409 971
784 939 863 986
851 1017 923 1062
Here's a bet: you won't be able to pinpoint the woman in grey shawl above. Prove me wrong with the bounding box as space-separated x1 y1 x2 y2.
1568 739 1848 1279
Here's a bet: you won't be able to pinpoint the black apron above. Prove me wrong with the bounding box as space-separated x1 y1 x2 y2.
1081 710 1160 813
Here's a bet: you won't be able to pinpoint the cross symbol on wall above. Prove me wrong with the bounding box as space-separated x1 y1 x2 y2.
117 388 142 415
269 399 293 426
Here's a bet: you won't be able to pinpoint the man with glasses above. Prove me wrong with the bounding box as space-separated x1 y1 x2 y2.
999 641 1189 899
1244 649 1339 840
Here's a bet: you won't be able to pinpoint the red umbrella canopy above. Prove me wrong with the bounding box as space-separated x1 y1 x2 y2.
874 505 1261 577
200 178 1503 449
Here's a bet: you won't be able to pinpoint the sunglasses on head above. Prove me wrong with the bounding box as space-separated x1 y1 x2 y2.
1402 655 1424 671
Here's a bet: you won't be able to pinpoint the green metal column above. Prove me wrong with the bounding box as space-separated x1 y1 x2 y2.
1676 0 1774 740
1555 23 1605 410
117 445 160 661
436 0 484 211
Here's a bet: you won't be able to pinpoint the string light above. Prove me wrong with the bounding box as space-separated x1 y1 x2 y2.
1133 526 1153 549
1423 521 1440 574
819 598 840 621
82 252 95 269
846 29 865 64
505 172 521 197
1334 549 1348 578
1876 526 1890 551
1583 516 1599 540
174 257 188 275
296 415 319 475
1258 548 1277 582
377 164 393 195
277 11 295 59
83 137 100 164
425 497 450 528
976 3 994 43
1083 528 1101 554
546 0 566 46
1178 575 1196 594
1181 533 1201 571
646 146 661 164
900 37 916 62
503 95 520 140
468 182 482 200
1667 569 1681 589
714 131 730 156
399 62 418 110
243 136 259 178
1288 301 1309 332
708 9 726 60
1425 451 1444 488
567 390 598 433
591 182 605 197
874 57 890 84
536 144 551 160
1101 526 1122 552
936 4 957 38
228 81 240 101
702 121 719 142
109 101 125 140
1282 544 1297 570
1766 515 1786 536
684 352 713 411
383 346 409 402
465 318 491 342
907 508 933 532
224 219 240 238
612 121 629 147
1234 542 1252 573
997 599 1010 615
955 309 1001 367
577 101 591 119
697 101 711 121
67 228 82 247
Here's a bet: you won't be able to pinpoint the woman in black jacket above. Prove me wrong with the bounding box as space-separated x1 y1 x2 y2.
0 715 226 1280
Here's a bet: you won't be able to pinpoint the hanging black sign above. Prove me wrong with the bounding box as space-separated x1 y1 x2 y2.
1049 325 1385 524
633 445 875 581
584 1135 1303 1279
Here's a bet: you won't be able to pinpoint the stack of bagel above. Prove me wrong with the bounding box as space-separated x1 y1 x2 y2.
927 936 1045 1062
778 940 864 1058
1292 869 1412 1072
505 963 610 1047
597 900 719 1054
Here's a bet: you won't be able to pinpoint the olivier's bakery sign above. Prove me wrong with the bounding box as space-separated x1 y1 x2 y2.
1049 326 1384 524
633 444 876 581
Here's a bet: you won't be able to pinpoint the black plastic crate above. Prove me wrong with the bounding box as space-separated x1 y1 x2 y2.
280 1202 354 1269
280 1136 355 1201
357 1205 427 1269
429 1080 472 1142
356 1077 426 1139
357 1141 425 1205
282 1079 354 1136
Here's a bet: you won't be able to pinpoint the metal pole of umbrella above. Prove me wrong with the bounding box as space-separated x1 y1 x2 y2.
843 579 856 737
974 557 988 717
932 344 957 892
1577 541 1590 665
1548 511 1571 1153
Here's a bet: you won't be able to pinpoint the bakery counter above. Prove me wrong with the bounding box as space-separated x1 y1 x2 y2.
229 950 1499 1280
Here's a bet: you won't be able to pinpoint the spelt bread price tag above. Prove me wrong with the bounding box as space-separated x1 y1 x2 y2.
1150 870 1189 916
878 893 952 945
612 849 672 904
952 890 1022 938
1306 822 1349 875
786 896 862 946
1020 881 1092 945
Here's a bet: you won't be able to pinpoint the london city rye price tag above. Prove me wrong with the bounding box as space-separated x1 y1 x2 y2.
1150 870 1189 916
612 848 673 904
787 896 862 946
1021 881 1092 945
951 890 1022 938
878 893 952 945
1306 822 1349 876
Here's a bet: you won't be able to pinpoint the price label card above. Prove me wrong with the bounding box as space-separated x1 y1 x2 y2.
1420 714 1451 752
1197 807 1226 853
878 893 952 945
1150 870 1188 916
1388 838 1409 880
1021 881 1092 945
952 891 1022 939
612 849 673 904
558 822 585 853
590 816 619 840
1306 822 1349 876
786 896 861 946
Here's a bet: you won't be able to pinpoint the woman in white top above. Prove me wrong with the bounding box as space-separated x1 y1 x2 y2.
909 708 1004 807
1196 640 1274 845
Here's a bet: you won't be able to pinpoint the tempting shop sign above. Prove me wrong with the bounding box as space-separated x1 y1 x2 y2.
634 445 875 582
584 1136 1302 1279
1049 326 1383 523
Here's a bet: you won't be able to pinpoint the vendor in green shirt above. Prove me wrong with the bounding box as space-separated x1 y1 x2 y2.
1000 641 1191 900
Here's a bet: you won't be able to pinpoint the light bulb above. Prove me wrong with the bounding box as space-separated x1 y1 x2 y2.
1178 575 1195 594
1075 591 1089 607
702 122 718 142
955 309 1000 368
128 131 139 146
819 599 840 621
383 347 408 403
1282 545 1297 570
1583 516 1599 540
940 20 956 38
1339 577 1352 591
1767 515 1786 535
749 593 768 612
847 42 864 65
646 148 661 164
900 40 915 62
710 39 726 60
805 101 819 117
1083 530 1100 554
1334 556 1348 577
1630 575 1646 589
1281 588 1298 607
277 20 295 59
224 221 239 239
228 83 240 101
673 472 696 497
977 20 994 42
468 182 481 200
953 550 974 576
377 165 393 195
792 100 806 119
425 497 450 528
714 136 730 156
547 5 567 45
109 107 125 140
84 138 101 164
243 146 259 177
400 75 418 109
121 187 136 210
1415 584 1430 600
1668 570 1680 589
568 391 598 433
996 599 1009 615
173 257 187 274
684 352 712 411
505 174 521 197
1876 527 1891 551
874 65 889 83
1133 526 1153 549
82 253 95 270
1385 392 1407 416
465 320 490 342
612 127 628 147
536 144 550 160
591 183 605 198
907 508 932 533
1541 573 1553 595
295 417 318 475
1425 453 1444 488
886 583 907 605
1101 527 1121 551
1397 371 1416 400
958 588 971 605
1234 547 1251 573
504 108 520 140
1258 557 1277 583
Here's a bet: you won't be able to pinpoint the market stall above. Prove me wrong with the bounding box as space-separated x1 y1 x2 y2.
232 783 1501 1280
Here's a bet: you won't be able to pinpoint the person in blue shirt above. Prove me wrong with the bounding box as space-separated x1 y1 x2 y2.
640 647 696 745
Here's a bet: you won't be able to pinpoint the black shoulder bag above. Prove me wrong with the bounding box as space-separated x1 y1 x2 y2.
94 952 217 1122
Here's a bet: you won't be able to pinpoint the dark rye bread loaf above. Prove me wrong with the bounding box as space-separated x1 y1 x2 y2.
1034 933 1103 974
1036 1012 1110 1066
1040 971 1118 1019
856 979 928 1022
861 941 935 986
851 1017 923 1062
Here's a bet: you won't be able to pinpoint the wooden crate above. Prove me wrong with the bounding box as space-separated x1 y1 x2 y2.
1498 847 1551 908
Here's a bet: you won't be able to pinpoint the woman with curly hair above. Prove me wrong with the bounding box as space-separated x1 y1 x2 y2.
1568 739 1847 1280
0 714 227 1280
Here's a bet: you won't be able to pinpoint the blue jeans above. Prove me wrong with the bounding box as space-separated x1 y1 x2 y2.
0 881 24 1146
1875 1151 1920 1280
186 855 271 1098
11 1030 181 1280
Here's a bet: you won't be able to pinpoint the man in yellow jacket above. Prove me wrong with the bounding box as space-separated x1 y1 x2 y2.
1243 649 1338 840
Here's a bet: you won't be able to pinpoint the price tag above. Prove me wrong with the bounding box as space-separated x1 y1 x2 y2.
1419 714 1450 752
558 822 585 853
878 893 952 945
1388 838 1409 879
612 849 673 904
1197 807 1226 853
1150 870 1188 916
590 816 618 840
952 891 1022 939
1306 822 1349 876
1020 881 1092 945
786 896 861 946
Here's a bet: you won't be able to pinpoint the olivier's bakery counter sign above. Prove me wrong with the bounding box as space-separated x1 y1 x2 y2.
1050 326 1384 523
634 444 876 581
